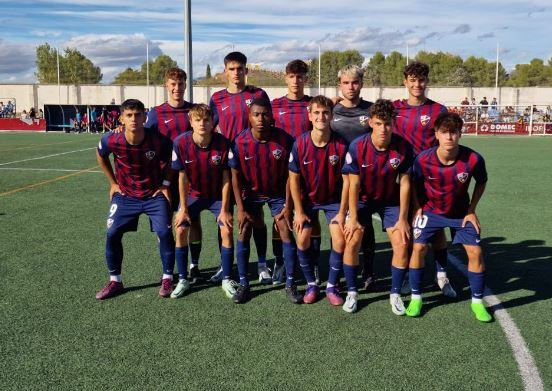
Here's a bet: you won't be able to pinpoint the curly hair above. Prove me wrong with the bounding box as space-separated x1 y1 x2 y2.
434 112 463 132
403 62 429 80
164 67 187 82
368 99 396 122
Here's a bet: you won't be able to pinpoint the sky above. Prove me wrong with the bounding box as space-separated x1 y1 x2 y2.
0 0 550 83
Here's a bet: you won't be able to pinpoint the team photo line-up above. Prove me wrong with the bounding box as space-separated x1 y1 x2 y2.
95 51 491 322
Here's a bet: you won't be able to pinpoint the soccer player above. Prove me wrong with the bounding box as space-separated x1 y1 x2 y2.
209 51 272 284
271 59 312 284
171 104 236 299
393 62 455 298
331 64 376 290
95 99 175 300
144 68 207 284
342 99 413 314
406 112 492 322
289 95 349 305
228 98 300 304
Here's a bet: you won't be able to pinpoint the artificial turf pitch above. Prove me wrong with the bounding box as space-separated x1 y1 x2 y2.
0 132 550 390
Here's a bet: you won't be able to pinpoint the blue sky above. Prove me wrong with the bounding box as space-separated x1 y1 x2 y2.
0 0 550 83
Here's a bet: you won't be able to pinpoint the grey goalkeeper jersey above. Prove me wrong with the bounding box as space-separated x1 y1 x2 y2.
330 99 373 143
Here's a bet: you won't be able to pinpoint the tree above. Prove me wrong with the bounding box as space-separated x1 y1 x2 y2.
414 51 463 86
113 68 145 85
35 43 102 84
113 54 178 85
507 58 552 87
446 66 473 86
463 56 508 86
308 50 364 86
205 64 212 79
381 51 406 86
364 52 386 86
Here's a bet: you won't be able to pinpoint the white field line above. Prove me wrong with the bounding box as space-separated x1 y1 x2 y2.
371 214 544 391
0 147 95 166
0 167 101 173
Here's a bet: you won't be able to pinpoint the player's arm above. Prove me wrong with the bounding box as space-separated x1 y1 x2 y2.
174 170 191 227
331 174 349 229
289 171 309 233
392 173 411 244
96 143 122 199
345 173 362 241
217 169 233 228
463 181 486 234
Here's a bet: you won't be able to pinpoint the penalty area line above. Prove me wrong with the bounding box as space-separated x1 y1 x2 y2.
370 214 544 391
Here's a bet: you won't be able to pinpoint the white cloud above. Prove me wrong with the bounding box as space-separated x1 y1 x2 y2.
0 40 36 80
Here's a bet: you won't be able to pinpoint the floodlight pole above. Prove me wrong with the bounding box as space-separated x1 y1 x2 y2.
57 47 61 104
184 0 193 102
146 41 150 108
406 44 409 65
495 42 499 105
318 44 321 93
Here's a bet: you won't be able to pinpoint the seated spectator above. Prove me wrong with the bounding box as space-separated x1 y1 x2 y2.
29 107 36 119
461 97 469 106
20 110 28 120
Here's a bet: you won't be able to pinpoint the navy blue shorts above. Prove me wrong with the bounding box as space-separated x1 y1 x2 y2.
244 197 285 218
304 202 341 227
179 196 232 226
357 201 400 231
412 211 480 246
107 193 172 235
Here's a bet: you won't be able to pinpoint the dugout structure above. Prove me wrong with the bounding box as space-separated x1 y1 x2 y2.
44 104 120 132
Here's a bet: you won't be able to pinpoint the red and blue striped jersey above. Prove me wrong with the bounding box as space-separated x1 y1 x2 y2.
271 95 312 138
145 101 194 142
171 132 230 200
97 128 171 199
209 86 270 141
393 99 448 156
289 132 348 205
228 127 294 200
342 134 413 205
411 146 487 218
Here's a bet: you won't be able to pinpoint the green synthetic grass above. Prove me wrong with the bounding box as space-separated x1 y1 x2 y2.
0 132 550 390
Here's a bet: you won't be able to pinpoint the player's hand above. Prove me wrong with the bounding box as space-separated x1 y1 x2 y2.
109 183 123 200
154 185 172 207
217 210 233 229
344 219 363 242
331 96 343 105
275 206 293 231
462 212 481 234
113 124 124 133
237 209 253 234
293 212 311 234
330 212 346 231
412 207 423 227
175 209 191 227
390 217 411 245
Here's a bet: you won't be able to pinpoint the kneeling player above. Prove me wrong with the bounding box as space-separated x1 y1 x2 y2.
342 99 413 313
406 112 492 322
171 104 235 299
229 98 300 304
289 95 349 306
95 99 175 300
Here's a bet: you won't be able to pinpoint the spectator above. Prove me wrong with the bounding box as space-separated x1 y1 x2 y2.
461 97 469 106
37 109 44 119
110 98 116 105
20 110 28 120
491 97 498 108
480 96 489 114
471 97 476 106
29 107 36 119
0 102 4 117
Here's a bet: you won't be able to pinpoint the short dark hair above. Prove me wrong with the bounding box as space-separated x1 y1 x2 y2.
120 99 145 112
286 59 309 75
164 67 187 82
308 95 334 112
249 97 272 111
403 62 429 80
224 51 247 66
368 99 396 122
434 112 463 132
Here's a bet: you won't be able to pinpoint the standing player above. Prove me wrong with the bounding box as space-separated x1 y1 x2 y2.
289 96 349 305
95 99 175 300
171 104 236 299
393 62 455 298
342 99 413 314
144 68 206 284
209 51 272 284
271 59 312 283
228 98 300 304
406 112 491 322
331 64 376 290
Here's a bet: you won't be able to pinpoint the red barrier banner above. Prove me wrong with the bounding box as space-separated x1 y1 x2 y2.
0 118 46 131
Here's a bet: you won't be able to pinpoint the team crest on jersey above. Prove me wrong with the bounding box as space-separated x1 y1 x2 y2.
107 218 114 229
413 228 422 239
389 158 401 169
145 150 156 160
272 149 283 160
211 155 222 165
245 99 253 107
359 115 369 126
329 155 339 166
457 172 469 183
420 115 431 126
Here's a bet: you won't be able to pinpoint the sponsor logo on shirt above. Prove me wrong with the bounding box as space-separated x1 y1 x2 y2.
279 111 287 116
164 119 173 124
